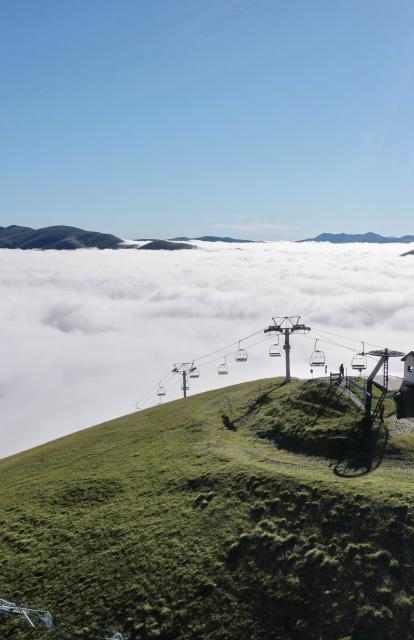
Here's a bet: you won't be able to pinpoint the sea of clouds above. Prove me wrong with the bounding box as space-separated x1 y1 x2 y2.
0 241 412 458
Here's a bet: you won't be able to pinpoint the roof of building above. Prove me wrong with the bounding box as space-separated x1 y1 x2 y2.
402 351 414 361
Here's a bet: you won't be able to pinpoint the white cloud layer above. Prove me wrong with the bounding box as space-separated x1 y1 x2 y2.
0 241 413 458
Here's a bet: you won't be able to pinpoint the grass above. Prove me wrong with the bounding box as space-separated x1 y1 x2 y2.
1 377 414 640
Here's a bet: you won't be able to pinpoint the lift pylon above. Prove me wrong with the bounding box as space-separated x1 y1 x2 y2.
172 362 199 398
264 316 311 383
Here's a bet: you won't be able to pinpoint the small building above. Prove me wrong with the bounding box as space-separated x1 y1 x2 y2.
397 352 414 419
402 352 414 387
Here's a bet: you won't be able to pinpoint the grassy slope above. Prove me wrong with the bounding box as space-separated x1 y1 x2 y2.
1 378 414 640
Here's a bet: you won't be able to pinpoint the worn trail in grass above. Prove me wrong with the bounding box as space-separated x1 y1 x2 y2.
1 378 414 640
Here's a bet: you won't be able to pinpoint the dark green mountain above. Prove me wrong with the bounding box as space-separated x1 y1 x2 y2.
0 225 124 250
139 240 195 250
299 232 414 244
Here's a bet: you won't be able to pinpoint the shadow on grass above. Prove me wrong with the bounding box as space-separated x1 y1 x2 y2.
221 414 237 431
305 383 360 428
242 382 288 417
221 383 287 432
333 420 389 478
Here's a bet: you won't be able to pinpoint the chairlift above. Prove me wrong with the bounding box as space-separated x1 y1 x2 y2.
218 356 229 375
157 382 166 397
235 341 248 362
189 364 200 379
351 342 367 373
269 338 282 357
310 339 326 367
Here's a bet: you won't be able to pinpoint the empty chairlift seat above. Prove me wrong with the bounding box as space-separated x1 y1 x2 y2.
157 382 166 397
269 340 282 357
218 357 229 375
310 340 326 367
351 343 367 373
235 341 248 362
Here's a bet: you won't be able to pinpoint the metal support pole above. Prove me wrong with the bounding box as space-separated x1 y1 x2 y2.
182 371 187 399
172 363 193 399
284 329 291 383
365 355 386 424
264 317 310 384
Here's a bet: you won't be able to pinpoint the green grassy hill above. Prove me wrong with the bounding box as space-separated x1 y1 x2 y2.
2 378 414 640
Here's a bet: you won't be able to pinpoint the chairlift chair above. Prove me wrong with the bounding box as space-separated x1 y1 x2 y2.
269 338 282 357
235 341 248 362
157 382 166 397
218 356 229 375
310 339 326 367
189 365 200 379
351 342 367 374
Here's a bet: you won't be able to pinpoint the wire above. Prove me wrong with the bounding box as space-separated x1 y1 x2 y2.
195 334 274 370
310 332 390 362
135 333 276 410
134 324 266 409
191 328 264 363
135 370 175 409
305 331 368 355
311 326 396 351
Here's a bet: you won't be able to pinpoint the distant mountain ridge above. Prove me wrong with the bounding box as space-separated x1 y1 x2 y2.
0 226 195 250
0 225 124 250
170 235 256 243
299 232 414 244
139 240 195 251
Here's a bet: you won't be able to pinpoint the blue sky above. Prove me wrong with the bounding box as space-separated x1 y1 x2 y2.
1 1 414 240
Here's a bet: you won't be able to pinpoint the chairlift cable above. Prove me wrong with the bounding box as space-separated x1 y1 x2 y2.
135 370 176 408
195 334 275 370
136 326 264 407
302 332 391 367
191 327 264 363
310 326 403 352
305 331 375 356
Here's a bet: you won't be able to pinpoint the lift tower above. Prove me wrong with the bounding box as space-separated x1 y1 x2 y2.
172 362 197 398
264 316 311 383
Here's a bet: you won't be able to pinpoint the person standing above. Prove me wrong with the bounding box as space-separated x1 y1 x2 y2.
379 404 385 423
339 363 344 380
